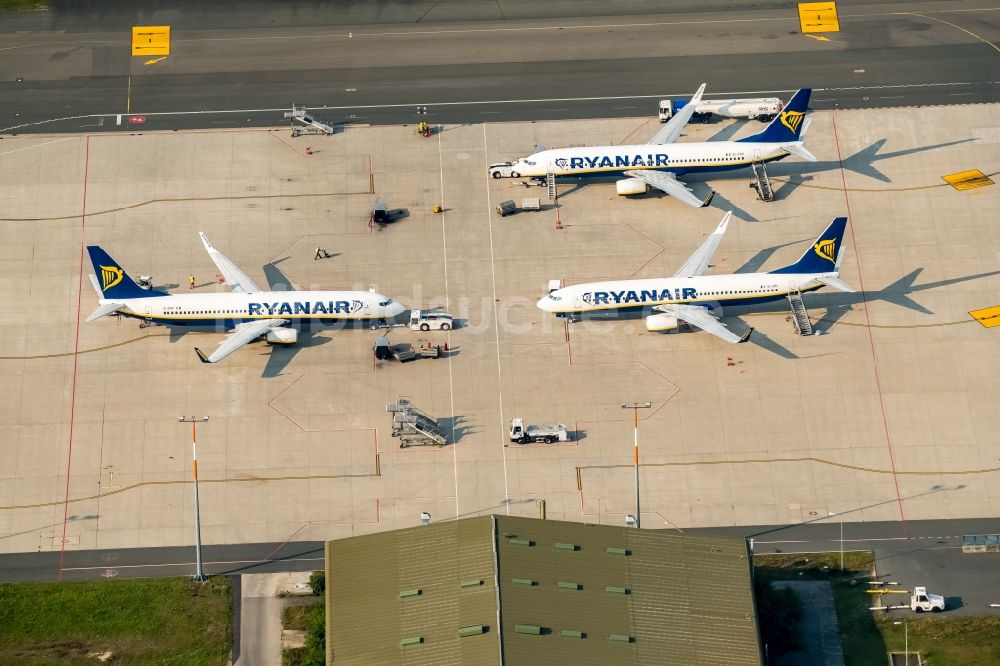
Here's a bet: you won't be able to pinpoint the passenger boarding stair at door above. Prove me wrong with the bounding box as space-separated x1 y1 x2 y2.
537 212 854 344
84 233 405 365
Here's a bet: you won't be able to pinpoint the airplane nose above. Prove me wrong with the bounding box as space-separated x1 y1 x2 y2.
536 296 552 311
390 302 406 317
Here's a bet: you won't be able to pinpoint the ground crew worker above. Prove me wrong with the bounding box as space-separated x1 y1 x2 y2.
189 274 195 289
314 247 331 260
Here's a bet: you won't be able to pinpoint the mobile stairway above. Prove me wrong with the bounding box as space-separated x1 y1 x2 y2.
284 104 336 137
387 398 447 448
750 159 774 202
787 290 813 335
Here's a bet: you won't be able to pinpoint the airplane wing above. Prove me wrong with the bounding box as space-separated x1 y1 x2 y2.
199 232 263 294
647 83 706 145
623 169 715 208
655 303 752 344
673 211 732 278
194 318 288 364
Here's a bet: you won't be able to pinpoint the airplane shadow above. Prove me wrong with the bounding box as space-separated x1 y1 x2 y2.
261 330 332 378
263 257 298 291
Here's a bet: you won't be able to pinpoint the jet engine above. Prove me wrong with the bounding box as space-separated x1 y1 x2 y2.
645 313 680 332
615 178 647 196
266 327 298 345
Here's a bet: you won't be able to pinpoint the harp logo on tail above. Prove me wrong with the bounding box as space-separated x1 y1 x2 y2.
100 265 124 291
780 110 805 134
814 239 836 264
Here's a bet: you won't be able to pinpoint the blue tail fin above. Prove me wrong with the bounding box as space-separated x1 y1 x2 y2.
87 246 167 299
738 89 811 144
770 217 848 274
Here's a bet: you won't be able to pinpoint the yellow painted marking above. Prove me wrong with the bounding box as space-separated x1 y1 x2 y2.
942 169 994 191
799 2 840 33
144 55 168 65
969 305 1000 328
805 34 831 42
131 25 170 56
905 12 1000 56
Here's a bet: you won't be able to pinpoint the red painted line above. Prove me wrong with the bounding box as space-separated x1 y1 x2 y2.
831 112 907 533
622 223 665 277
267 373 308 431
269 131 309 157
264 522 311 560
59 136 91 579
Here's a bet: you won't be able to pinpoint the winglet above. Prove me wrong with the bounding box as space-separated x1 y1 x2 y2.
690 82 707 105
700 190 716 208
194 348 212 364
739 327 754 343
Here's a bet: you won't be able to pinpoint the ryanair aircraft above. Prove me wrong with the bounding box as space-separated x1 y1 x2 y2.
86 234 405 364
490 86 814 208
537 213 853 343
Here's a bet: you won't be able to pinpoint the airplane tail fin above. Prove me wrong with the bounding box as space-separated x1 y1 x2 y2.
770 217 848 275
738 89 811 144
86 246 167 299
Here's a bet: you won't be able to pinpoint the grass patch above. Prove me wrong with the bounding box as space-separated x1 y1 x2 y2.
756 551 885 666
0 577 231 665
876 614 1000 666
755 552 1000 665
0 0 48 10
282 598 325 666
282 602 319 631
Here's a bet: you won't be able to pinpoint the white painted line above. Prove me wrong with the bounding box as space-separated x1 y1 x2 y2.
62 556 325 571
854 69 866 73
437 131 461 519
482 123 511 514
0 136 76 156
1 81 987 134
116 114 121 125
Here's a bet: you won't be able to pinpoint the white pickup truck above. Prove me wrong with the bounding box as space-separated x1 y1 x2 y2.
658 97 783 122
410 309 453 331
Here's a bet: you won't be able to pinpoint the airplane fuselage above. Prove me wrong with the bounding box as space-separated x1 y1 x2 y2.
511 140 793 179
102 290 404 328
539 272 828 316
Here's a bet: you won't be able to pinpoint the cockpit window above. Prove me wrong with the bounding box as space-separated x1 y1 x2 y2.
524 160 537 166
379 299 393 307
548 294 562 301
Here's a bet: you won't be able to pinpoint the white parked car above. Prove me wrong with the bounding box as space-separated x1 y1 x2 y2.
410 310 454 331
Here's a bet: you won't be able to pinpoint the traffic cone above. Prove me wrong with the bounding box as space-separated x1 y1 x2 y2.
727 357 734 367
305 146 313 156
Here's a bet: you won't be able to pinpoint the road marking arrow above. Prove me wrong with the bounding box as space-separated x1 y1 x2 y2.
144 56 168 65
805 34 831 42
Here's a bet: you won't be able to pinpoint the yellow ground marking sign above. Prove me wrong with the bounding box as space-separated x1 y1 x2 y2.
942 169 994 191
799 2 840 33
131 25 170 56
969 305 1000 328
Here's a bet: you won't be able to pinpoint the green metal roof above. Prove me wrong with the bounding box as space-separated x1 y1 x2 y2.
326 515 761 665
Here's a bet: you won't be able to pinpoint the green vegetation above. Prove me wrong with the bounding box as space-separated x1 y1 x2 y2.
755 552 1000 665
876 614 1000 666
0 576 231 665
282 597 325 666
308 571 325 596
0 0 47 10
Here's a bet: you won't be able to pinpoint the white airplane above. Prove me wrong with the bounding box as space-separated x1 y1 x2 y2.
86 233 405 364
536 213 853 343
489 86 815 208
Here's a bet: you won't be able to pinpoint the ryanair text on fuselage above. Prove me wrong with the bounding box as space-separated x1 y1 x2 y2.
555 153 671 170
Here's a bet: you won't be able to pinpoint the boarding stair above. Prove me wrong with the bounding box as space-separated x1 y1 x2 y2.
750 158 774 202
386 398 447 447
787 290 813 335
546 167 556 201
284 104 336 137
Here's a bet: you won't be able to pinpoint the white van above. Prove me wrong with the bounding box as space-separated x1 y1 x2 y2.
410 310 453 331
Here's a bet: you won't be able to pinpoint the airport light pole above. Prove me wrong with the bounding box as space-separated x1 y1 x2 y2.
620 402 652 529
179 416 210 582
893 620 908 666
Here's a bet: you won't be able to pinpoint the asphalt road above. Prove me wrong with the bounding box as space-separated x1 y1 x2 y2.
1 519 996 615
1 1 998 133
